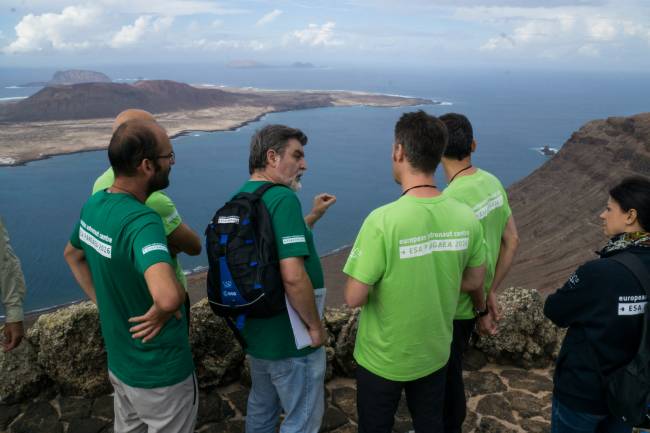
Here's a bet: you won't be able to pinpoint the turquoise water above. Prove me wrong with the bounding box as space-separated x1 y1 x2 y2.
1 67 649 314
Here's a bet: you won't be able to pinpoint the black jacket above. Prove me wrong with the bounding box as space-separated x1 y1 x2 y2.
544 245 650 414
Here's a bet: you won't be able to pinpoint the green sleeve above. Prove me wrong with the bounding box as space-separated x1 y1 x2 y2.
131 214 173 274
92 168 115 195
145 192 182 236
468 218 486 268
343 212 386 285
69 220 82 249
500 185 512 219
271 194 310 259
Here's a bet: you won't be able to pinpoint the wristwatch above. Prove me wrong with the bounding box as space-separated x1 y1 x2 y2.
474 306 489 318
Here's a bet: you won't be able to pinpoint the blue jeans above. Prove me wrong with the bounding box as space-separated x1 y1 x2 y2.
246 347 326 433
551 397 632 433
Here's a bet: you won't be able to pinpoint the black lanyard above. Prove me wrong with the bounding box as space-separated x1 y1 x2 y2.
400 184 437 197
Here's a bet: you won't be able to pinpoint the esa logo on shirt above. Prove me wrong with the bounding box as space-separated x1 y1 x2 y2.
618 301 647 316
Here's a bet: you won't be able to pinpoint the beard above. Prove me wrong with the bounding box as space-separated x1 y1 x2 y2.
290 173 303 192
147 164 170 195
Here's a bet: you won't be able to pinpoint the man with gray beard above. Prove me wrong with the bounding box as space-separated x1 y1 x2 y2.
236 124 335 433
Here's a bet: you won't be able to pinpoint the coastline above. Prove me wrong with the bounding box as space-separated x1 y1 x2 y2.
0 87 434 167
19 244 354 329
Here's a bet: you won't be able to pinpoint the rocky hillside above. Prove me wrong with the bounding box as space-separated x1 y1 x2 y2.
48 70 111 85
504 113 650 294
0 81 246 122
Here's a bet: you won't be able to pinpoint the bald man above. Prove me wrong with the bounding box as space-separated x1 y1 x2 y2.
66 119 197 432
93 110 200 327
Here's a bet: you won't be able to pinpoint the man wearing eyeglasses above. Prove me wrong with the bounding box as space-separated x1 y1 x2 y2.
92 110 201 328
64 119 198 432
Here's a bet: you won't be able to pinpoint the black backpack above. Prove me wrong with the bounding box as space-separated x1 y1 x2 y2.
205 183 288 344
603 252 650 427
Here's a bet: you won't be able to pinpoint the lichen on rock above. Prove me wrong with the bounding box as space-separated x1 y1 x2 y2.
26 301 109 396
473 287 562 368
190 298 245 389
0 336 48 403
333 308 359 377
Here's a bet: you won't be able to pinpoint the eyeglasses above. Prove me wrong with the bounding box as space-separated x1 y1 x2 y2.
156 151 175 162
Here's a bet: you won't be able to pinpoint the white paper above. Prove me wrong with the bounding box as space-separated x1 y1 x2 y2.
286 287 327 350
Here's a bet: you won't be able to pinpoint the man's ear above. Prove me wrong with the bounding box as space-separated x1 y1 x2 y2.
140 157 155 176
393 143 405 162
471 139 477 153
266 149 278 167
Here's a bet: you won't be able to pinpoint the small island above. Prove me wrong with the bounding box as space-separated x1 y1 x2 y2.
0 79 433 166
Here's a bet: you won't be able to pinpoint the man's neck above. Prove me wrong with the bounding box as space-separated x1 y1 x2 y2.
250 171 276 183
442 157 476 183
110 178 148 203
400 172 439 198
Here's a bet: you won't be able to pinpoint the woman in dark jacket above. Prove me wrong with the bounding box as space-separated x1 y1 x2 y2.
544 176 650 433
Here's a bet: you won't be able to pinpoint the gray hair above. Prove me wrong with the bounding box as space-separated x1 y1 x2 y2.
248 124 308 174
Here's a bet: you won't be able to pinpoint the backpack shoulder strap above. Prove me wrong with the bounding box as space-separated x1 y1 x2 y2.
609 252 650 298
252 182 287 199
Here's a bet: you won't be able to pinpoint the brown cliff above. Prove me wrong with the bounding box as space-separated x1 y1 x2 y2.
504 113 650 294
0 80 246 122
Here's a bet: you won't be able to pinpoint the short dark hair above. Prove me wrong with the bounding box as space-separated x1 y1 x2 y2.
440 113 473 160
108 120 161 177
609 176 650 231
249 124 308 174
394 110 448 174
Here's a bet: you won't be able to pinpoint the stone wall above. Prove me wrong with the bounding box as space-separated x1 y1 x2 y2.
0 287 566 432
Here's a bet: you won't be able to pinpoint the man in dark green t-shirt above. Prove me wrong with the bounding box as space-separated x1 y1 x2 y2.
440 113 519 433
344 111 487 432
64 119 197 433
238 124 335 433
92 109 202 330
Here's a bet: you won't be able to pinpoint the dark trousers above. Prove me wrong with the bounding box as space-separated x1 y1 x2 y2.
443 318 476 433
356 364 447 433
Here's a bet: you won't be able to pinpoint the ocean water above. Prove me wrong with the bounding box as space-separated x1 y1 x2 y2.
1 66 649 314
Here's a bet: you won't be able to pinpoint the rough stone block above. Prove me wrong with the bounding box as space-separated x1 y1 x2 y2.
27 302 109 396
190 299 245 389
0 338 49 403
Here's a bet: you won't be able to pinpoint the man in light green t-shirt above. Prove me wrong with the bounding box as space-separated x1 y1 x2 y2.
440 113 519 433
343 111 487 432
237 124 335 433
93 109 201 326
64 119 197 433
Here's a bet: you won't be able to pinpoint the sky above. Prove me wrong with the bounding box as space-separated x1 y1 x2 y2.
1 0 649 71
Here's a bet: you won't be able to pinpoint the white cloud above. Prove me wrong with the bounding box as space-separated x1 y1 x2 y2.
288 22 343 47
587 18 616 41
257 9 282 26
578 44 600 56
623 21 650 43
10 0 248 17
110 15 173 48
173 38 268 51
3 6 102 53
481 33 516 50
469 4 650 57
